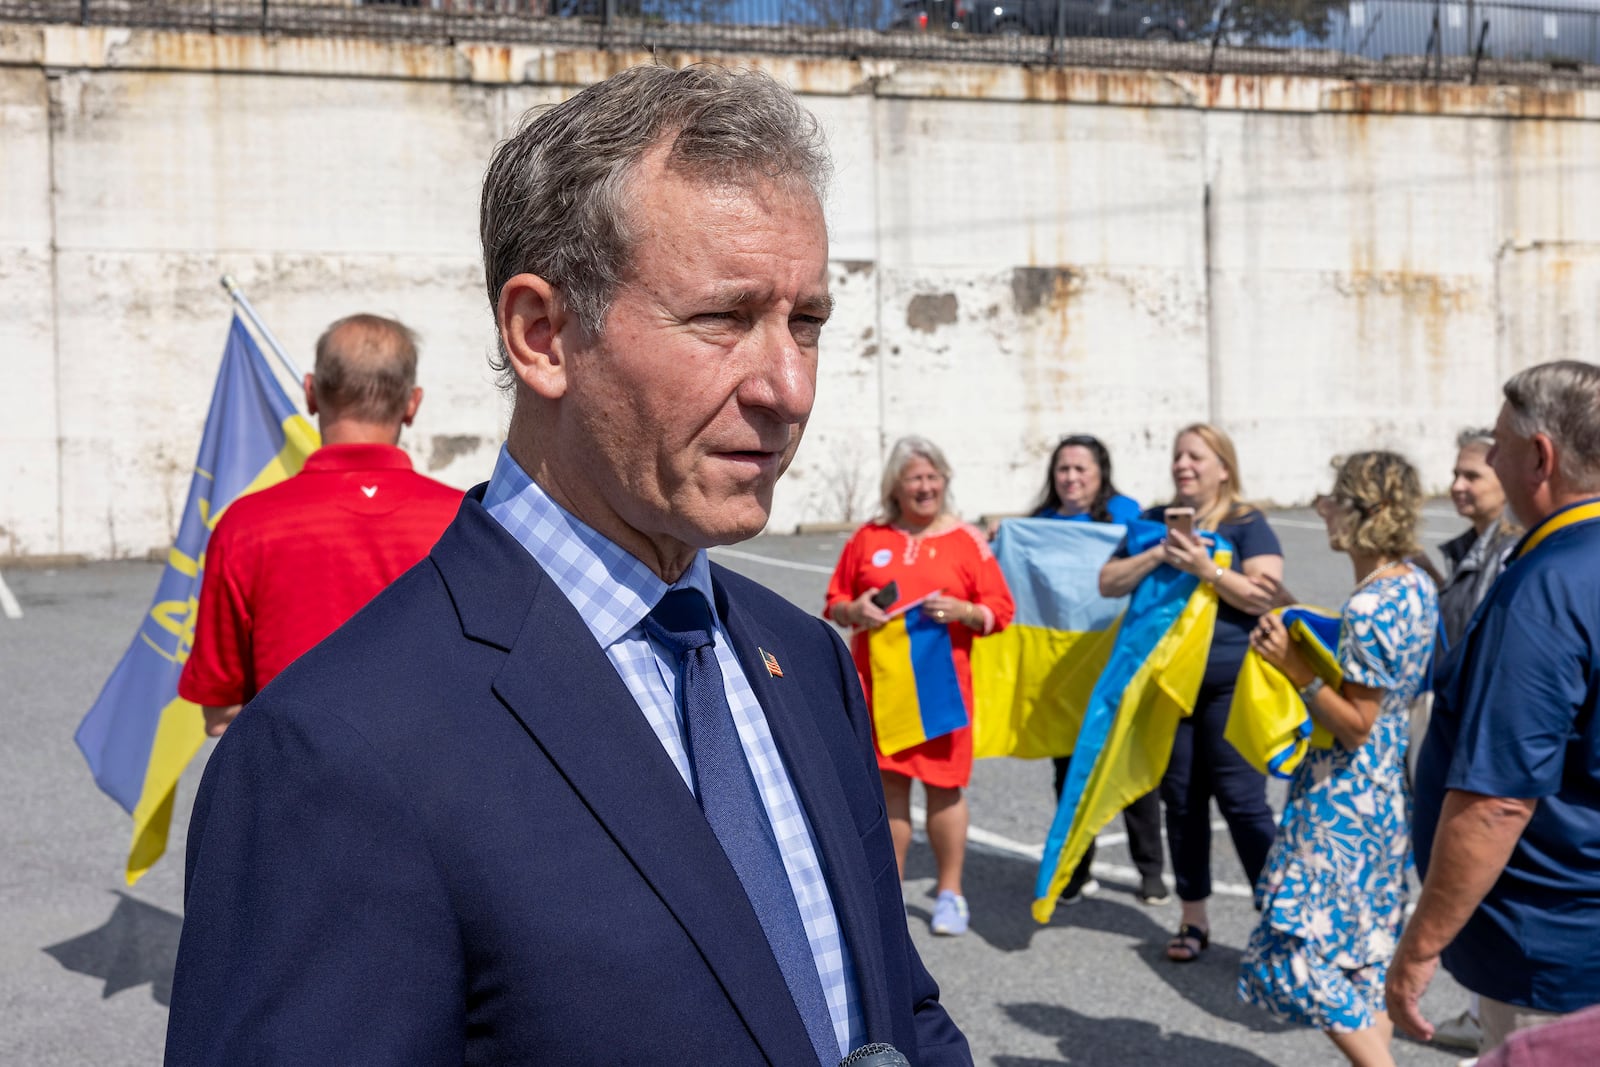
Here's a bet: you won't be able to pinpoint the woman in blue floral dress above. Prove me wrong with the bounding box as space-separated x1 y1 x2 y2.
1238 452 1439 1067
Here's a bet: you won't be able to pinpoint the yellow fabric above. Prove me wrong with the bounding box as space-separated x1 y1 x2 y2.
1516 499 1600 558
971 622 1119 760
867 614 925 756
1031 551 1228 924
123 414 318 885
126 696 208 884
1226 609 1340 780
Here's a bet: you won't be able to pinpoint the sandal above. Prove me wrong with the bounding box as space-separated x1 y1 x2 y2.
1165 923 1209 963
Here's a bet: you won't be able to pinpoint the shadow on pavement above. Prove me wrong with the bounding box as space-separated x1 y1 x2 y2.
997 1001 1279 1066
904 841 1048 953
43 890 181 1006
1049 893 1295 1035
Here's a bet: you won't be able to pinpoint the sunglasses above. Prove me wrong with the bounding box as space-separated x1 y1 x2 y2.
1313 493 1378 519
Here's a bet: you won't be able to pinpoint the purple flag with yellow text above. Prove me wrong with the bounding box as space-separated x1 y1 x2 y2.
74 317 317 883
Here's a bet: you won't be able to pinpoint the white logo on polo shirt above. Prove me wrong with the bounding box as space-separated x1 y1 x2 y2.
361 486 378 498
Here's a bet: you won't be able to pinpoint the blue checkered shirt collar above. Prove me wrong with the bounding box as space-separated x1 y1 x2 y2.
480 445 715 642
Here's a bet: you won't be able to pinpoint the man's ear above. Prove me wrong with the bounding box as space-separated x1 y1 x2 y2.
1533 432 1558 482
497 274 570 401
401 386 423 427
303 373 319 417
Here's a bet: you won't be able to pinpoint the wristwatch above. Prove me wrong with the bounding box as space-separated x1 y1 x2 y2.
1297 677 1325 705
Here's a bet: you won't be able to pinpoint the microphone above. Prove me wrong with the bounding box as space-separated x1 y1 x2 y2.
839 1043 911 1067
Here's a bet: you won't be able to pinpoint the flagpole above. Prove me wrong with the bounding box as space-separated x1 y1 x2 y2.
219 275 305 383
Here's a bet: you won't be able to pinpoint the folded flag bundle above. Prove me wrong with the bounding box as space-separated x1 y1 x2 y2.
970 520 1128 761
1226 606 1341 779
868 603 969 756
1034 520 1233 924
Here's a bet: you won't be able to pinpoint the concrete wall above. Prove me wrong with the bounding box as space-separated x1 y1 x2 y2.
3 25 1599 559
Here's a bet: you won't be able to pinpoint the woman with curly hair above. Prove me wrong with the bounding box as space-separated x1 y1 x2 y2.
1239 451 1440 1067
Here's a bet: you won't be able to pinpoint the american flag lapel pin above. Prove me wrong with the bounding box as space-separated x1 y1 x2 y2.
759 647 783 678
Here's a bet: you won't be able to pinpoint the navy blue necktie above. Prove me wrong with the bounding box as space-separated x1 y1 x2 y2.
644 589 838 1066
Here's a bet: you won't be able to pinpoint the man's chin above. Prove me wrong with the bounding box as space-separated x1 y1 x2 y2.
686 492 774 547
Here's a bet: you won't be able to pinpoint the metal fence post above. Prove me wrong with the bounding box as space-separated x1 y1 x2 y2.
1470 18 1489 82
1208 2 1229 76
79 0 89 25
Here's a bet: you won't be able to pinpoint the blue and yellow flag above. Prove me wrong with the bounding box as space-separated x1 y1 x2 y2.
1034 520 1232 923
971 520 1128 760
1227 607 1340 779
74 316 318 884
869 604 969 756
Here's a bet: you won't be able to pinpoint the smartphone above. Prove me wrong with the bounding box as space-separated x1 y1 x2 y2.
1164 507 1196 538
870 581 899 611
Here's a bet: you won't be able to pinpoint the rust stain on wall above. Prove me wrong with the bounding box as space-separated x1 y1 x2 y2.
1011 266 1081 316
1322 81 1584 119
38 25 1600 120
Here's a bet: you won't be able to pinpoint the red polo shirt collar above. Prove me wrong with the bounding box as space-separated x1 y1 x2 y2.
301 443 415 473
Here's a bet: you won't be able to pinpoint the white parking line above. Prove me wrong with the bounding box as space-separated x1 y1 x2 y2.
1273 516 1457 540
708 547 835 575
0 570 21 620
911 806 1253 898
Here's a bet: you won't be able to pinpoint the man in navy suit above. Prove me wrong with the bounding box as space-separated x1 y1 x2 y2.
165 64 973 1067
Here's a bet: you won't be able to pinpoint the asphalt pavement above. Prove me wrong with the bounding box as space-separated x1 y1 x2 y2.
0 504 1472 1065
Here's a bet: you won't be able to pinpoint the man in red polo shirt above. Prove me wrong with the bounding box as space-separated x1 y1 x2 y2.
180 313 462 736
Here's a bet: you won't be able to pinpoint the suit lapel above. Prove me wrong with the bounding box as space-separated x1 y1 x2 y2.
716 574 896 1046
434 498 816 1067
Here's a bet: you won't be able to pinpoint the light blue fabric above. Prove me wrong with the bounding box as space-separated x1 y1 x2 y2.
994 518 1128 632
1239 568 1439 1032
1034 493 1141 525
482 446 860 1058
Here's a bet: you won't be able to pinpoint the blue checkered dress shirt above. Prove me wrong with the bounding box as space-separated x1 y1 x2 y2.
482 446 862 1059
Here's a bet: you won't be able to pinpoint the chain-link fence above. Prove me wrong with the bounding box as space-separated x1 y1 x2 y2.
4 0 1600 82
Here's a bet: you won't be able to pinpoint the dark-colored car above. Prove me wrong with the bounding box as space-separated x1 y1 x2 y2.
892 0 1195 40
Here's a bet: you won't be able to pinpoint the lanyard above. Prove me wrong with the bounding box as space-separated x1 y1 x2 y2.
1513 498 1600 560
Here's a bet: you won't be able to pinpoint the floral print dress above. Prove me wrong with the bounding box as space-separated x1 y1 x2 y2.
1238 568 1439 1032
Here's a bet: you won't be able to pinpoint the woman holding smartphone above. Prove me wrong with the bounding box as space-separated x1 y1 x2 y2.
825 436 1015 937
1098 423 1285 963
1029 435 1168 907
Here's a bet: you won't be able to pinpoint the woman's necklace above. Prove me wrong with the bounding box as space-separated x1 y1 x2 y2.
1354 558 1406 591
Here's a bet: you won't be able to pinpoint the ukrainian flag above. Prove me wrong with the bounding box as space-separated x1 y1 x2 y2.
74 316 318 884
868 603 969 756
1034 521 1232 923
1226 607 1341 779
971 520 1128 760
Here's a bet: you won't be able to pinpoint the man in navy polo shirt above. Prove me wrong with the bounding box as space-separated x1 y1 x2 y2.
1388 360 1600 1054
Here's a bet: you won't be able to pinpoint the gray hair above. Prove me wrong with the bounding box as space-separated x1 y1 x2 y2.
1503 360 1600 491
1455 427 1496 452
313 313 419 424
878 436 955 524
479 64 831 390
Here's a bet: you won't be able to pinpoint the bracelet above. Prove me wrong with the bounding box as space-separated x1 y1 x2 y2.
1297 677 1325 705
1209 565 1226 585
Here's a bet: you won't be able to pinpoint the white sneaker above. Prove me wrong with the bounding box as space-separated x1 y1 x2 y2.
1059 877 1101 906
929 891 969 936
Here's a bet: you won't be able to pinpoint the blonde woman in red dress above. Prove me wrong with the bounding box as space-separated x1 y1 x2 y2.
825 436 1015 937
